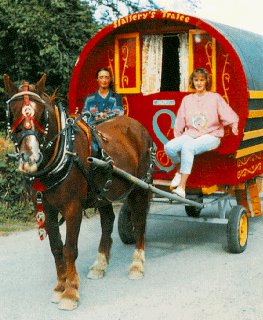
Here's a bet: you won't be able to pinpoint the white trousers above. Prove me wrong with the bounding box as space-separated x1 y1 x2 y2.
164 134 220 174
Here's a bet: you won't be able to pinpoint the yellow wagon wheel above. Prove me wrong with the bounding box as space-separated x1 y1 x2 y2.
227 205 248 253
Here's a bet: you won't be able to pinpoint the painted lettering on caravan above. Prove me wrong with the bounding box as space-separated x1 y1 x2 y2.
162 11 190 23
113 11 156 28
113 11 190 29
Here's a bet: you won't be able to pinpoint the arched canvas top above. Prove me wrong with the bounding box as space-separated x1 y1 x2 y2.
204 20 263 91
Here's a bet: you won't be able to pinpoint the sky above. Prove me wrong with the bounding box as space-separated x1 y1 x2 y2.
153 0 263 35
96 0 263 35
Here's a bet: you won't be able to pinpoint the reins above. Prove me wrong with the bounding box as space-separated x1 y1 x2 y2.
44 108 91 150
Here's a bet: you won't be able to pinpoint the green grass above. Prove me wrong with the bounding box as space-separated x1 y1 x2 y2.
0 208 98 236
0 219 36 236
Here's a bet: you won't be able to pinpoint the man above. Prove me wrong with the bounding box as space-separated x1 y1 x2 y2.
83 67 124 124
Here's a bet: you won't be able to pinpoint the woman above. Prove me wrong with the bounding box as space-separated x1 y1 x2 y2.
82 67 124 124
164 68 239 198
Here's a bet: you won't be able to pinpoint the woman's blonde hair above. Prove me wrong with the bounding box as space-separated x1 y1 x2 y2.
189 68 211 89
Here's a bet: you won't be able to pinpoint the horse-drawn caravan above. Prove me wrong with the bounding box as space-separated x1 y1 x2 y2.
69 9 263 247
3 10 263 311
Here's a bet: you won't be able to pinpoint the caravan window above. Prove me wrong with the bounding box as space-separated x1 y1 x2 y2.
114 31 216 94
141 33 189 95
160 35 180 91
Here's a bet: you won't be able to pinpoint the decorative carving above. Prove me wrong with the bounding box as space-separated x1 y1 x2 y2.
237 152 262 167
237 163 262 179
205 40 213 72
156 150 171 166
121 95 129 115
120 45 129 88
221 54 230 104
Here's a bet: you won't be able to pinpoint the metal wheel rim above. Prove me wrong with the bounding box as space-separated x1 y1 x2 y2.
239 214 248 247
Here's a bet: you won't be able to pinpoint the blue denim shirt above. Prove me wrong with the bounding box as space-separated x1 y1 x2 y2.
83 90 123 124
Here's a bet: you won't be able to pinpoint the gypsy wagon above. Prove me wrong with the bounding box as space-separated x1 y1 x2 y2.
68 10 263 252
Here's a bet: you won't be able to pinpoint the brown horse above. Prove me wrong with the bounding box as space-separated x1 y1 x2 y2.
3 74 153 310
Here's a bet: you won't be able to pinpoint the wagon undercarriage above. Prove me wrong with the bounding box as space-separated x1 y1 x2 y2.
88 156 251 254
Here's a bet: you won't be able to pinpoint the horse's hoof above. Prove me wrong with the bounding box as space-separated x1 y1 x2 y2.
51 291 63 304
58 298 78 311
128 270 144 280
87 268 105 280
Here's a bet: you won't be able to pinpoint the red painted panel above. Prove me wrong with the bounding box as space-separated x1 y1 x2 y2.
116 37 137 89
70 38 115 113
192 33 214 71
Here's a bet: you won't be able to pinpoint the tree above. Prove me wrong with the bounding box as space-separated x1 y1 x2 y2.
90 0 150 25
0 0 201 127
91 0 200 24
0 0 97 100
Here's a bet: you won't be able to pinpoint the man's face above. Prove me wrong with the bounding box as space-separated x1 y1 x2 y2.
97 70 111 89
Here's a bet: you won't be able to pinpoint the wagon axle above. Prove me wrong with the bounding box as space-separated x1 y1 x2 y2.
88 156 249 253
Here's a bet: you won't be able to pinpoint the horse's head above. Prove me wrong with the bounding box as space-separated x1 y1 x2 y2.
4 74 50 173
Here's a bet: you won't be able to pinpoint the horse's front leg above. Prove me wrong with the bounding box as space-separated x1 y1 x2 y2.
128 189 150 280
57 203 82 311
87 203 115 279
43 204 66 304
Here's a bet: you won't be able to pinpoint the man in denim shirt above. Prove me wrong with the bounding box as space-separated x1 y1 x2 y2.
83 67 124 124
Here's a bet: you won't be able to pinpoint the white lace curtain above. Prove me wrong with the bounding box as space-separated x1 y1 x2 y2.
141 33 189 94
141 34 163 95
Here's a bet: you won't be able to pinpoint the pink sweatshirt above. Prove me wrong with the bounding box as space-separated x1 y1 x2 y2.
174 92 239 138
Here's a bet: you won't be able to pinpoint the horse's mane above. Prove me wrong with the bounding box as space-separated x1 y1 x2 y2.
48 88 58 105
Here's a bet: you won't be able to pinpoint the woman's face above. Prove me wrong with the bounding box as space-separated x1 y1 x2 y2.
97 70 111 90
193 73 207 94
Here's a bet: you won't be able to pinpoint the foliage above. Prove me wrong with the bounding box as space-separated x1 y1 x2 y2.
0 0 201 222
0 0 200 128
0 0 98 129
0 133 34 222
90 0 155 24
91 0 201 24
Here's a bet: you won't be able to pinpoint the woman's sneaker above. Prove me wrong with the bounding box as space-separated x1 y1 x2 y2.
170 173 181 189
172 186 186 198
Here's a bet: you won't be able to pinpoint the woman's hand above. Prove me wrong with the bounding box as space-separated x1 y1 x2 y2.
231 124 239 135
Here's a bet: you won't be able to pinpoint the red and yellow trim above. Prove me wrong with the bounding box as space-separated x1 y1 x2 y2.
114 32 141 94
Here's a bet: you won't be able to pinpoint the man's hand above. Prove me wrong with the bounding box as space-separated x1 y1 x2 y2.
94 112 107 121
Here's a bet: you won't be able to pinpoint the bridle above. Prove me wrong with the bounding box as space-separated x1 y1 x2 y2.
6 82 50 151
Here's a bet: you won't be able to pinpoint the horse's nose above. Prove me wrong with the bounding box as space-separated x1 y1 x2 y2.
20 151 43 165
21 152 30 163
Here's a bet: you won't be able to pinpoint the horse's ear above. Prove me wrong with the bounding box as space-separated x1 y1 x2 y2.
35 73 46 95
3 74 18 97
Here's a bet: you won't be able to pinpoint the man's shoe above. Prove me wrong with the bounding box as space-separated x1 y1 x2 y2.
172 186 186 198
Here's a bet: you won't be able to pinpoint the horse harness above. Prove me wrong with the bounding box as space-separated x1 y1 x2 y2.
6 82 49 151
6 89 155 239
